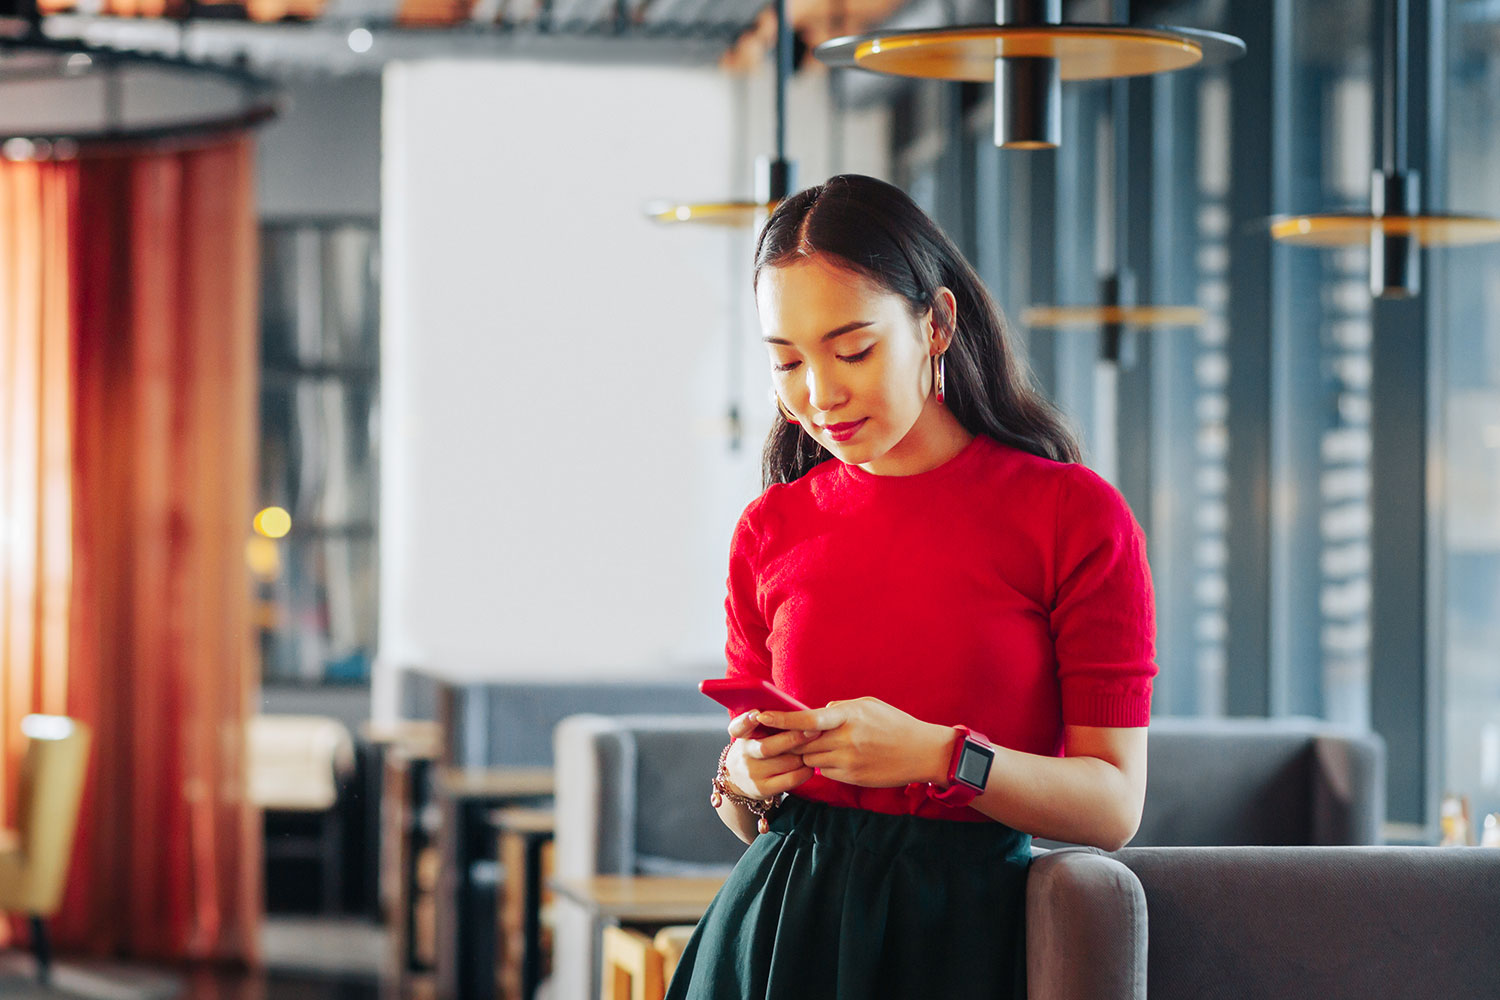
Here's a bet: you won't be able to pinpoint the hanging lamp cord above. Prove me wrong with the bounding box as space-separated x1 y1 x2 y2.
775 0 790 162
1383 0 1409 174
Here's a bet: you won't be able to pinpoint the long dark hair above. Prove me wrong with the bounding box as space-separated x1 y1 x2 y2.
753 173 1081 487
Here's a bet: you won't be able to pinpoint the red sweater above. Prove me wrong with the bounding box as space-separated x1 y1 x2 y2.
723 433 1157 821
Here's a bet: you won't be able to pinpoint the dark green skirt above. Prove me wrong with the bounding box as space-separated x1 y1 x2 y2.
664 796 1032 1000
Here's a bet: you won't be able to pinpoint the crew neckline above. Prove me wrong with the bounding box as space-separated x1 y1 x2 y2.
839 433 989 486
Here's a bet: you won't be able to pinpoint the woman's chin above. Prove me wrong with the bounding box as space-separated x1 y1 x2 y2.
823 436 880 463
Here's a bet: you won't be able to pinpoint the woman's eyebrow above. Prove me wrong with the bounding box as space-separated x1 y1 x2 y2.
762 320 875 346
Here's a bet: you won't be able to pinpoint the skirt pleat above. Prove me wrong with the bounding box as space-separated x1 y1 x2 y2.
665 796 1032 1000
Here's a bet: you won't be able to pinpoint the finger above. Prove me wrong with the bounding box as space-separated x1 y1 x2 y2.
756 705 845 732
727 758 797 797
753 753 805 778
740 736 781 761
756 728 819 757
799 733 844 755
800 749 839 769
726 711 762 739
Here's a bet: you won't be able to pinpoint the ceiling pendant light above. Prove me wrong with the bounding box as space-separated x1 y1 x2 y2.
1270 0 1500 297
1023 35 1203 368
643 0 795 226
813 0 1242 149
0 4 278 154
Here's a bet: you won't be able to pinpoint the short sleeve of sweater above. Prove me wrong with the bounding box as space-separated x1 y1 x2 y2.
1050 468 1157 727
723 498 773 682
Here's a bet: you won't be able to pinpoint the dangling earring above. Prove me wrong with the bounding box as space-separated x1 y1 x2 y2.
775 394 799 425
932 353 946 406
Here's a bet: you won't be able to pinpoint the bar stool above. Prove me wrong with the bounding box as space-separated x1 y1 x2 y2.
600 925 696 1000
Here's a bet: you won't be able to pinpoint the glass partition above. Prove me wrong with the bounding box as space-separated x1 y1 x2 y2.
257 221 381 685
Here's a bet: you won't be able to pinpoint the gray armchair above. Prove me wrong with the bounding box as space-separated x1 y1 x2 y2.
1034 715 1386 849
552 714 747 1000
551 713 1389 1000
1026 844 1500 999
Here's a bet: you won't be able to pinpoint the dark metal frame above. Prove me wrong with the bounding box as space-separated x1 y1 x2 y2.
0 31 280 148
1368 0 1443 838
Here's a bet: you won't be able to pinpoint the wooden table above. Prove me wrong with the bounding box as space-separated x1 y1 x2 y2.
437 767 556 1000
550 875 726 927
439 766 555 800
493 807 555 1000
372 736 442 992
551 876 725 1000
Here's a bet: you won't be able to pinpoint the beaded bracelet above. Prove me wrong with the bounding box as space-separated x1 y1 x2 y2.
710 742 779 834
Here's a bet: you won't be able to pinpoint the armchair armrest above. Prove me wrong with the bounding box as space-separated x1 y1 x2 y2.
1309 732 1385 844
1025 847 1146 1000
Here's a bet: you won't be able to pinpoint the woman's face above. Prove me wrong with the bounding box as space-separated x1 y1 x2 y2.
756 255 948 470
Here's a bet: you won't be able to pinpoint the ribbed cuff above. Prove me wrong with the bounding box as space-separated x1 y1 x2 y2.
1061 681 1153 728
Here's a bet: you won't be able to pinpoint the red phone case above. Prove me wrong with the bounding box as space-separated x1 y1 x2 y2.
699 678 811 738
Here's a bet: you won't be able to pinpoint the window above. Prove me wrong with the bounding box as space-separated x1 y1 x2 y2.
256 221 380 685
1439 0 1500 832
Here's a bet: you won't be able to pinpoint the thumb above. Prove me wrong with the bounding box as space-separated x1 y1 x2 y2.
726 711 761 739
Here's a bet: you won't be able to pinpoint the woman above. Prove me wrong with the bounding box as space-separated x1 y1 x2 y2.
666 174 1156 999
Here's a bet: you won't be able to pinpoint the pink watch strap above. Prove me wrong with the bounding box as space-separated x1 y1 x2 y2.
911 726 985 807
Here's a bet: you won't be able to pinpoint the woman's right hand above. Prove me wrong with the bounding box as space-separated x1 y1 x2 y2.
724 711 819 799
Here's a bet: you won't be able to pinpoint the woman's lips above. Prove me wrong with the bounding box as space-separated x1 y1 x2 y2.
824 419 867 442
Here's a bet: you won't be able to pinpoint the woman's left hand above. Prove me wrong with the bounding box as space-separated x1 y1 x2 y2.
755 697 955 789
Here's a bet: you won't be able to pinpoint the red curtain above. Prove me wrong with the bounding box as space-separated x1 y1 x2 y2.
0 136 261 962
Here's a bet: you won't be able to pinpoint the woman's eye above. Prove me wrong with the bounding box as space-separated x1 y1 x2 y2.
772 360 801 373
839 346 874 363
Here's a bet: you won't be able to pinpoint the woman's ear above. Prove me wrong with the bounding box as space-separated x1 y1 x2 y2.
928 286 959 354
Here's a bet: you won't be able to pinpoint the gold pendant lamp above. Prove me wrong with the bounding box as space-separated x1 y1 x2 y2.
1022 18 1203 368
643 0 796 227
0 2 278 155
1270 0 1500 297
814 0 1243 149
1021 274 1206 368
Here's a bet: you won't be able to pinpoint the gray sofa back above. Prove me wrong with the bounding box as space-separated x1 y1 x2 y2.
1035 716 1385 849
1120 845 1500 999
399 670 713 767
1025 845 1500 1000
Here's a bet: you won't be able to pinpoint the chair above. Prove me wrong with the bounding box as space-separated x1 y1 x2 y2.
1035 715 1386 849
247 714 355 913
653 926 693 984
552 712 1388 1000
599 926 696 1000
0 715 93 984
1024 843 1500 999
552 714 747 1000
600 927 663 1000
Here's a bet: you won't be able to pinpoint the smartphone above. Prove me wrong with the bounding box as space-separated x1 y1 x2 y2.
699 677 812 739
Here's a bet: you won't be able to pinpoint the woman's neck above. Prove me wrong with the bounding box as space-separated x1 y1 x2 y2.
857 405 975 477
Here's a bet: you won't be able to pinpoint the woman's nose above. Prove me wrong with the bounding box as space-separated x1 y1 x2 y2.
805 365 847 413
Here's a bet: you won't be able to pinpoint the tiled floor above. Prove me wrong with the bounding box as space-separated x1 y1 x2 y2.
0 918 389 1000
261 917 387 979
180 916 387 1000
178 968 383 1000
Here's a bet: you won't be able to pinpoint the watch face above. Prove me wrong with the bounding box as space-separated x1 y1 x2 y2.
956 742 994 790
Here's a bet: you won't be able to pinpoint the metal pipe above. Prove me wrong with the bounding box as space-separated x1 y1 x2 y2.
995 58 1059 147
993 0 1061 147
997 0 1060 24
775 0 790 162
1369 168 1421 298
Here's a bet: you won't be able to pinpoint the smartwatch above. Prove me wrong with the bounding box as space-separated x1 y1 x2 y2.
926 726 996 807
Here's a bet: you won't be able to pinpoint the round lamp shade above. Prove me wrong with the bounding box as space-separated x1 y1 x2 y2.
1270 213 1500 248
816 24 1244 82
1022 304 1206 328
643 199 782 226
0 33 278 154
